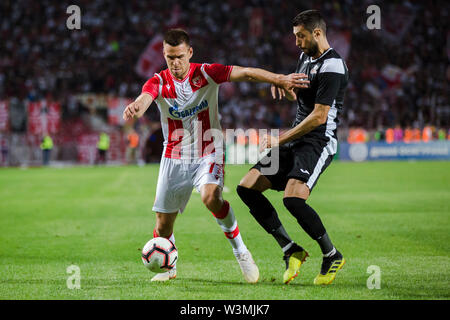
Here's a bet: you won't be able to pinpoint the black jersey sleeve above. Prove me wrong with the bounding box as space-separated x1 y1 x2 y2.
315 58 346 106
315 72 343 106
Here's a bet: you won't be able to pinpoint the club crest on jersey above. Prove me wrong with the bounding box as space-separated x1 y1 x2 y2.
169 100 209 119
310 64 319 74
192 76 202 87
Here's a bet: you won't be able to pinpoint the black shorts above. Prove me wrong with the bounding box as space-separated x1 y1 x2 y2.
252 138 336 192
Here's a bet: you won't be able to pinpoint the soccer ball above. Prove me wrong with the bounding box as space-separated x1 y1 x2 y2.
141 237 178 273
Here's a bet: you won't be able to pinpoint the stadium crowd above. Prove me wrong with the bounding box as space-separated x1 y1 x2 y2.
0 0 448 164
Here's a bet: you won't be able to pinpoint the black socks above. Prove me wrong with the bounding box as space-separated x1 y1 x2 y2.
283 197 326 240
236 185 293 248
237 186 335 256
316 232 335 256
283 197 334 255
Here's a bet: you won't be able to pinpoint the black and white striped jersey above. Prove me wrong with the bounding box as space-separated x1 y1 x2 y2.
292 48 348 143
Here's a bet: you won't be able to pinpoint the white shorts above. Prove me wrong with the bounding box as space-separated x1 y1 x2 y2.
152 153 225 213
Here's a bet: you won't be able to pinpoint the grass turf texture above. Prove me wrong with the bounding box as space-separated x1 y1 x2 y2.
0 161 449 300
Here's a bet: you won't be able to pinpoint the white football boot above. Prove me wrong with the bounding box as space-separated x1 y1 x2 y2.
235 250 259 283
150 268 177 282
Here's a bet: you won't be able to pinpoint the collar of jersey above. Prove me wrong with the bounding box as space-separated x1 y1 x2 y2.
169 63 194 83
309 48 333 63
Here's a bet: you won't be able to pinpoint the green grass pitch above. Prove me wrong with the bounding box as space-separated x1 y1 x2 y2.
0 161 449 300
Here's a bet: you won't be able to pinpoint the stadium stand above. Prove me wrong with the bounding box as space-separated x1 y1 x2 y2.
0 0 448 165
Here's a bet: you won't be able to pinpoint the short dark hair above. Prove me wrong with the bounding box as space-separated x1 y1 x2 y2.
292 10 326 33
163 28 190 46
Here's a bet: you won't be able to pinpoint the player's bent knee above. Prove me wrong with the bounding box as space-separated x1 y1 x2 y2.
236 185 264 204
236 185 252 202
202 193 221 210
201 187 223 213
239 169 271 192
284 179 310 199
239 169 260 188
283 197 306 212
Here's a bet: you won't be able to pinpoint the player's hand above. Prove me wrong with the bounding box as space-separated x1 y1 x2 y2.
259 134 279 152
271 85 297 101
271 84 285 100
123 93 153 121
123 101 141 121
278 73 309 91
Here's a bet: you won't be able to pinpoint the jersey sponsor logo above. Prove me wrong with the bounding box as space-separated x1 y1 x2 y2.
168 100 209 119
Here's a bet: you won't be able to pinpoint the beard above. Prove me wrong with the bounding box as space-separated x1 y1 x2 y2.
304 40 319 57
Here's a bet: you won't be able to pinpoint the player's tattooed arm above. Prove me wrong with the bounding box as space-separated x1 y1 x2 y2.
259 103 330 151
229 66 309 92
123 93 154 120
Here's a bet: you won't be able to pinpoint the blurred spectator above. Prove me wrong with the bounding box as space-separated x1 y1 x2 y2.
384 127 393 143
438 128 446 140
126 129 140 164
40 135 53 166
96 132 109 164
422 125 432 143
0 0 447 158
404 126 413 143
412 127 421 143
0 135 8 166
347 127 368 143
374 127 386 142
394 124 404 142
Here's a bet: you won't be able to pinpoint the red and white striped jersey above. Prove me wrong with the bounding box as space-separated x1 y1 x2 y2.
142 63 233 160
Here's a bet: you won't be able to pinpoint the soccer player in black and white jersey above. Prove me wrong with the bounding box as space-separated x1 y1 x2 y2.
237 10 348 285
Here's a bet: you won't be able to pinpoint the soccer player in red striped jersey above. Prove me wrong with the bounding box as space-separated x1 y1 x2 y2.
123 29 308 282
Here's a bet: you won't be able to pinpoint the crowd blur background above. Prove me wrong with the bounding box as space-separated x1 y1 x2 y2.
0 0 448 166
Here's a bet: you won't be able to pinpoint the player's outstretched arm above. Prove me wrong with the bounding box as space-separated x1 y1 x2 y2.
123 93 153 121
229 66 309 92
260 103 330 151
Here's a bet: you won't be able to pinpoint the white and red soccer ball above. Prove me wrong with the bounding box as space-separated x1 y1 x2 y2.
141 237 178 273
